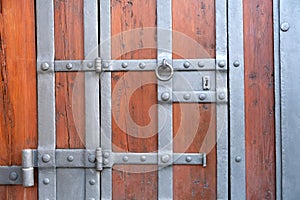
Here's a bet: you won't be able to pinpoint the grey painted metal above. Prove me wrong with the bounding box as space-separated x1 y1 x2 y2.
172 91 217 103
273 0 282 199
84 1 100 200
22 149 34 187
215 0 229 199
157 0 173 199
100 0 112 199
280 1 300 199
0 166 23 185
55 59 216 72
36 0 56 199
228 0 246 199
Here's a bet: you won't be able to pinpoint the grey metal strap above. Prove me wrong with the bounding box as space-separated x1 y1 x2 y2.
216 0 229 199
100 0 112 199
84 1 100 200
157 0 173 199
36 0 56 199
228 0 246 199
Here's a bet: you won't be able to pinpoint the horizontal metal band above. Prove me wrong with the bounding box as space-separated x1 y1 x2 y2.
54 59 217 72
0 166 23 185
173 91 216 103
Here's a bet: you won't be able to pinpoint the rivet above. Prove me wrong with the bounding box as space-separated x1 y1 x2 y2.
218 92 226 100
186 156 192 163
235 156 242 163
140 156 147 162
139 62 146 69
218 61 226 68
281 22 290 32
121 62 128 68
233 61 240 67
103 159 109 165
66 63 73 70
199 93 207 100
87 62 93 68
67 155 74 162
183 93 191 100
123 156 129 162
198 62 205 68
43 178 50 185
89 179 96 185
89 198 96 200
41 62 50 71
103 63 109 68
183 62 190 68
42 154 51 163
161 92 170 101
161 155 170 163
9 172 18 181
88 155 96 163
103 152 110 158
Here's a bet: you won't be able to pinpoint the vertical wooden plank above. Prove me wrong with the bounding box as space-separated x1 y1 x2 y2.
173 104 216 200
173 0 216 199
173 0 215 59
244 0 276 199
111 0 158 199
0 0 37 199
54 0 85 149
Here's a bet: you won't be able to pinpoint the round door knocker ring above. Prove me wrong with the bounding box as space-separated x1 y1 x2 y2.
155 59 174 81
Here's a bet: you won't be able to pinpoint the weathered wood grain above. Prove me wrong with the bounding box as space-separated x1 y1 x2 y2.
0 0 37 199
244 0 276 199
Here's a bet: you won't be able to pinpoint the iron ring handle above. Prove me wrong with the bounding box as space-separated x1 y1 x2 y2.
155 59 174 81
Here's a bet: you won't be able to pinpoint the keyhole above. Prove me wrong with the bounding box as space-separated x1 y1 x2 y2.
202 76 210 90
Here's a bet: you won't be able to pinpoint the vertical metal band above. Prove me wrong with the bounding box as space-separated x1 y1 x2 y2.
36 0 56 199
279 1 300 199
273 0 282 199
228 0 246 199
157 0 173 199
84 1 100 200
100 0 112 199
216 0 229 199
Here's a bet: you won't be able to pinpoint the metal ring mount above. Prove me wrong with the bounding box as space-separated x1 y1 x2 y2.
155 59 174 81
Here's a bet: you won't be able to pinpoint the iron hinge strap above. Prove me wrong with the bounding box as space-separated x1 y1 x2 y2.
0 149 206 186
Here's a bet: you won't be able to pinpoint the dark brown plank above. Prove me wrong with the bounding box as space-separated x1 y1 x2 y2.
0 0 37 199
173 104 216 200
54 0 85 149
173 0 215 59
244 0 276 199
111 0 158 199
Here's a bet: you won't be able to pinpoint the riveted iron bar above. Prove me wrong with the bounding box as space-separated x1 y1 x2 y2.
36 0 56 199
54 60 95 72
172 91 217 103
228 0 246 199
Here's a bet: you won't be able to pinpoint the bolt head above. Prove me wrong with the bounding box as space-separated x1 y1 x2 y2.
123 156 129 162
139 62 146 69
161 92 170 101
67 156 74 162
183 62 190 68
198 62 205 68
233 61 240 67
186 156 192 162
140 156 147 162
281 22 290 32
121 62 128 68
87 62 93 68
235 156 242 163
89 179 96 185
161 154 170 163
41 62 50 71
103 152 110 158
199 93 207 100
218 61 226 68
42 154 51 163
103 63 109 68
66 63 73 69
103 159 109 165
218 92 226 100
183 93 191 100
43 178 50 185
88 155 96 163
9 172 18 181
